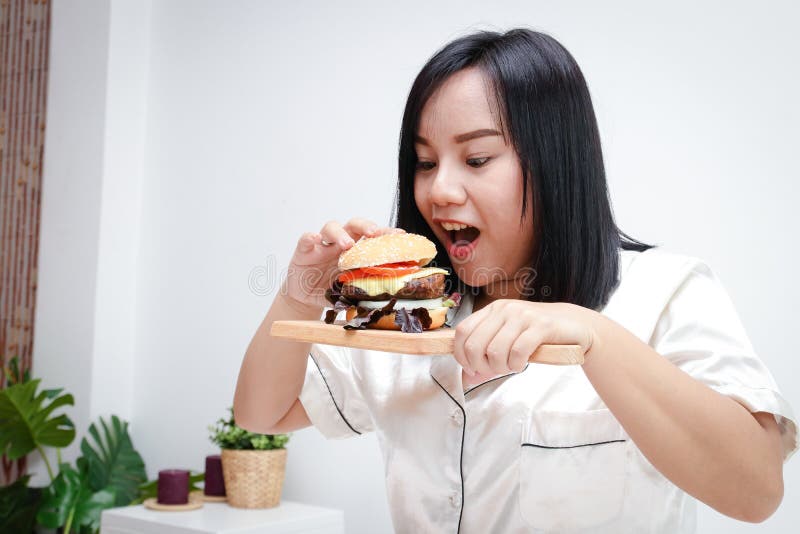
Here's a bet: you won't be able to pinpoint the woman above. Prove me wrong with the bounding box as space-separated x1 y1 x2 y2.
234 28 795 532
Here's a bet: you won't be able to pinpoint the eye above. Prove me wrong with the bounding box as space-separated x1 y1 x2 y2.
467 157 490 168
415 161 436 172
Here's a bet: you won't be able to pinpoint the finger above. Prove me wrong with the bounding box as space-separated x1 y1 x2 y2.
296 232 321 253
320 220 355 249
342 217 382 241
463 313 507 377
293 232 339 264
453 306 492 374
508 328 545 372
369 226 407 237
486 319 528 373
451 325 472 375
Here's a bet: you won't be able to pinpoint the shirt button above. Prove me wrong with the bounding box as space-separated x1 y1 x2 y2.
449 491 461 508
450 410 462 426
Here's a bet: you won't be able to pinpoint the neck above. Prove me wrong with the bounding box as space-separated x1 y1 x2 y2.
473 277 526 313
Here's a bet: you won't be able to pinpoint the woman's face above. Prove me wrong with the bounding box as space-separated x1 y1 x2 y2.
414 67 535 297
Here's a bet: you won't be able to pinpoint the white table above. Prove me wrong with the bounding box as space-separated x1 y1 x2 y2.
100 500 345 534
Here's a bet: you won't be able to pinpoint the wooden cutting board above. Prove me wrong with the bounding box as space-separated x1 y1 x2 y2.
270 320 584 365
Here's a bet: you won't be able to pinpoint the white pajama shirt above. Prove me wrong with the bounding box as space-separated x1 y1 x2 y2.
298 247 797 533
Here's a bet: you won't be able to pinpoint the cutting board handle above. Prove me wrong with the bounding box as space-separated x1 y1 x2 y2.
270 320 584 365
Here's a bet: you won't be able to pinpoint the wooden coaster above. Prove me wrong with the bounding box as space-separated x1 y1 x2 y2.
144 492 203 511
191 489 227 502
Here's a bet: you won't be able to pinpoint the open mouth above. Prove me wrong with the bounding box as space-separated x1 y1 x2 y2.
448 227 480 245
440 222 481 260
440 222 481 245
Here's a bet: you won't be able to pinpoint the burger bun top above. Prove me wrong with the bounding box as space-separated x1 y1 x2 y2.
338 232 437 271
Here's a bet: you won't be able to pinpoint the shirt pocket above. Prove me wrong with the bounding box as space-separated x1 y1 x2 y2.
518 409 631 532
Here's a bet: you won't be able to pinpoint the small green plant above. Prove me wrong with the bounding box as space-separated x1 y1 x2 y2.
208 408 289 450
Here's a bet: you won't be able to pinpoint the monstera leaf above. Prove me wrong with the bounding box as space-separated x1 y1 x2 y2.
34 416 146 533
76 415 146 507
0 474 42 533
0 379 75 461
36 462 115 533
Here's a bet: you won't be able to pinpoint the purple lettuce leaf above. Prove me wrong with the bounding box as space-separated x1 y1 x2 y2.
342 298 398 330
394 307 434 333
323 284 358 324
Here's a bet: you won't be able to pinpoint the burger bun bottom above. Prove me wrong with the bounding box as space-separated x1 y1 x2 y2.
345 306 448 330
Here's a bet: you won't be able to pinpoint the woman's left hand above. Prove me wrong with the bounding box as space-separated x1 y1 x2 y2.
453 299 598 383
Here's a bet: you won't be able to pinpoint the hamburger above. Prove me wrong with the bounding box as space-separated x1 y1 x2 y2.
324 232 461 332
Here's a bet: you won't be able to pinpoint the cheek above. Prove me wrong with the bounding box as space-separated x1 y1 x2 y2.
414 179 429 214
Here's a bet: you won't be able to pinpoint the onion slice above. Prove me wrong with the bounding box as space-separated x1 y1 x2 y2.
356 297 444 310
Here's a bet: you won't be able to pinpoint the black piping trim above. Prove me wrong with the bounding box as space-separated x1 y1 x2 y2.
431 374 465 534
522 439 626 449
308 351 362 435
463 363 529 396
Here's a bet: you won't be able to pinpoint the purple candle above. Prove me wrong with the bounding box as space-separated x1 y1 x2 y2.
204 454 226 496
158 469 189 505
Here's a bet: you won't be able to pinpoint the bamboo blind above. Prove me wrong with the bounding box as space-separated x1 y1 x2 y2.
0 0 51 484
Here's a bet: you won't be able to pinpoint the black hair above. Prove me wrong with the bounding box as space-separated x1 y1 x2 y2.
389 28 654 311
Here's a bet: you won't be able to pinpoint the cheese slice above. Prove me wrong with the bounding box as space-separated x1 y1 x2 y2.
345 267 449 297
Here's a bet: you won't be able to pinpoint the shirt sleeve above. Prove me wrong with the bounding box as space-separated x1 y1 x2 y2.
298 342 375 439
650 259 798 462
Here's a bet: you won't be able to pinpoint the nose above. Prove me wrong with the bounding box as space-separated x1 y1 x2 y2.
428 160 467 206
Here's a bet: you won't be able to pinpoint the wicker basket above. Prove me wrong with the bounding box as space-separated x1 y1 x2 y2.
220 448 287 508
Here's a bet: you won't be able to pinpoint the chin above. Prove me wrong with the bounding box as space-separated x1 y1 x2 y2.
455 263 528 294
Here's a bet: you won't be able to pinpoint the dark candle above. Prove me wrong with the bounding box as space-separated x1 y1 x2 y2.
157 469 189 505
204 454 226 496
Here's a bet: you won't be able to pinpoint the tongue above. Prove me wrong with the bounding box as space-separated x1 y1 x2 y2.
454 227 480 244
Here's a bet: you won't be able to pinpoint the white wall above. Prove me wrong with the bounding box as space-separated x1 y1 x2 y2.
33 1 798 533
32 0 111 479
31 0 151 483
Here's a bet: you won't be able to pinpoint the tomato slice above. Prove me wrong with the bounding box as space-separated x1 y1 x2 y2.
337 261 421 283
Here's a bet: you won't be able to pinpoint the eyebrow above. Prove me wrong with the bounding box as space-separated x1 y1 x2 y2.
414 128 502 146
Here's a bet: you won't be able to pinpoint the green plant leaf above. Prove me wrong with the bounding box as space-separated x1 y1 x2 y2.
208 407 290 450
0 379 76 460
36 462 81 528
72 486 115 533
79 415 146 507
133 477 158 504
37 462 118 532
3 355 31 386
0 474 42 534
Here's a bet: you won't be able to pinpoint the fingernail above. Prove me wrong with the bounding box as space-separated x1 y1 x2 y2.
366 225 377 235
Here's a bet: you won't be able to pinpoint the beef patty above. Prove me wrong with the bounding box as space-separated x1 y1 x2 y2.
339 273 445 301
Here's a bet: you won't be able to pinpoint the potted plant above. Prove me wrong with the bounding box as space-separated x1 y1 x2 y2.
0 357 147 534
208 408 289 509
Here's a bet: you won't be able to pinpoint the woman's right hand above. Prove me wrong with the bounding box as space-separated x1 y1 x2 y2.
280 217 406 311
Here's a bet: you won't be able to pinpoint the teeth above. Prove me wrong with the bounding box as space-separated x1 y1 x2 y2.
441 221 471 231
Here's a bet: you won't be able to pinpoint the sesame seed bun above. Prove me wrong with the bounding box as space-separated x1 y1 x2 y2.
345 306 448 331
338 232 437 271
